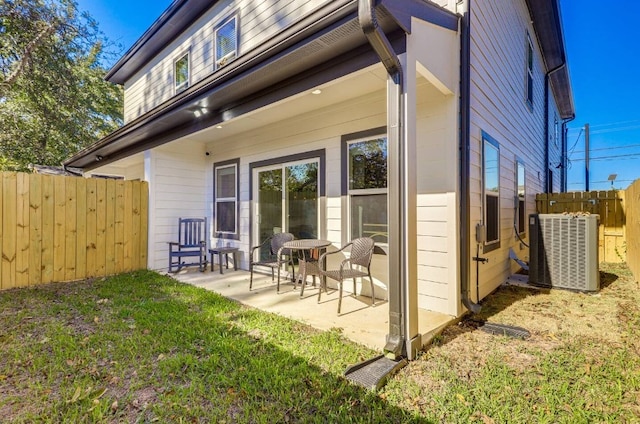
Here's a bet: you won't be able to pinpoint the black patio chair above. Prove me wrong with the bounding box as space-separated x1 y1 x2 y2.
318 237 375 314
168 218 207 273
249 232 295 292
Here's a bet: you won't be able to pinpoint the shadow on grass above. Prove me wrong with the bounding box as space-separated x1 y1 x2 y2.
0 271 431 423
599 270 618 289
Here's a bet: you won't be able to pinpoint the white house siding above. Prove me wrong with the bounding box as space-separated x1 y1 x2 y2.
123 0 329 122
469 0 560 301
145 140 208 271
409 18 460 316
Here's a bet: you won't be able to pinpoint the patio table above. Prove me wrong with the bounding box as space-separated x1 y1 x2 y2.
282 239 331 296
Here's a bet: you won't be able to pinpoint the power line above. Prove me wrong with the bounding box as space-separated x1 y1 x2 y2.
571 143 640 154
567 128 583 154
591 124 640 135
568 119 640 131
570 153 640 162
569 180 635 185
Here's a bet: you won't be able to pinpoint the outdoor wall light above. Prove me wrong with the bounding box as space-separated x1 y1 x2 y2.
95 155 103 162
193 108 207 118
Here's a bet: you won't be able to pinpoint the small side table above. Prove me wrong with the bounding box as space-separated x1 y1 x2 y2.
209 247 239 274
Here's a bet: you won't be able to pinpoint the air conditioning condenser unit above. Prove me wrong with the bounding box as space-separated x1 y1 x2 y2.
529 213 600 292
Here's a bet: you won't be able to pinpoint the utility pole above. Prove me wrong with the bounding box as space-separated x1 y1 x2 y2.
585 123 590 191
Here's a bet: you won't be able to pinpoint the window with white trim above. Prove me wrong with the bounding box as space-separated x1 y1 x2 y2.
215 15 237 70
526 33 534 108
516 160 526 235
214 160 239 238
483 132 500 250
174 52 190 94
347 135 388 245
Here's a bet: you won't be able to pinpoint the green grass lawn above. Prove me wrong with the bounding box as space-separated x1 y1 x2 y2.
1 264 639 423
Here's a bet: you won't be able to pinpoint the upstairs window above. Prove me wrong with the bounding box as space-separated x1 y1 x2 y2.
516 160 526 234
174 52 190 94
483 132 500 251
526 33 534 108
215 16 238 70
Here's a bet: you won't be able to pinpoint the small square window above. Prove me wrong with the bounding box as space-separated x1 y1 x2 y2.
174 53 189 94
215 16 237 69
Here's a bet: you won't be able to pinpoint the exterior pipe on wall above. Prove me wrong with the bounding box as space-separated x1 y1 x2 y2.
358 0 413 359
459 2 481 314
561 115 575 191
544 64 565 193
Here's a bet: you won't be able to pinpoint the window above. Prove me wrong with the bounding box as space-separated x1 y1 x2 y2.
346 134 388 245
174 52 190 94
516 160 526 234
554 115 559 147
214 159 239 239
215 15 237 69
526 33 534 108
483 132 500 251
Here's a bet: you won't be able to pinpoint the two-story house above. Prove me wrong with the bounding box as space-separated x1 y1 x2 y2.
65 0 574 359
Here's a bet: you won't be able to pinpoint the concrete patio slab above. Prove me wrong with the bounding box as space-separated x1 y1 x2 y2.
171 267 454 351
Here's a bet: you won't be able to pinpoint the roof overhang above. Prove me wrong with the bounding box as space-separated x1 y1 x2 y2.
66 0 459 170
525 0 575 119
106 0 213 85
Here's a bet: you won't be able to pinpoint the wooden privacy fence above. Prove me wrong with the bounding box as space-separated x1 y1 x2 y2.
624 180 640 281
0 172 148 290
536 190 625 263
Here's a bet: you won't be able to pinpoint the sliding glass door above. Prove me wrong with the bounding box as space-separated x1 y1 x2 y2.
254 159 319 246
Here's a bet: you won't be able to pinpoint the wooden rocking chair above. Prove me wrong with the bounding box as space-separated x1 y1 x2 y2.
168 218 208 273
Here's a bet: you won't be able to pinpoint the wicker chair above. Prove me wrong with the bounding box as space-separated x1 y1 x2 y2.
318 237 375 314
249 232 295 291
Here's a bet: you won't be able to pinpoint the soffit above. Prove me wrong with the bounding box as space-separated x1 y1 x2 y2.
525 0 575 118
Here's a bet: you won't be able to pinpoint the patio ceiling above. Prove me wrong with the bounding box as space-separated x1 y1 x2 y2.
182 64 390 144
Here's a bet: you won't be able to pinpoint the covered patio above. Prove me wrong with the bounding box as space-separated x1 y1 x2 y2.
66 1 462 360
172 268 453 350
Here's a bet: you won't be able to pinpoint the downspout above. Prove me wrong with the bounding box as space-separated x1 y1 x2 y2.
358 0 408 358
561 115 575 192
544 65 566 193
459 2 481 314
544 74 550 192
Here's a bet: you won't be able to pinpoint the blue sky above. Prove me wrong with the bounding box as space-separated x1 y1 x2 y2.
78 0 640 191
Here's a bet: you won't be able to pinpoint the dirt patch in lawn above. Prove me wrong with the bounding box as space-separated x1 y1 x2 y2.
383 263 640 422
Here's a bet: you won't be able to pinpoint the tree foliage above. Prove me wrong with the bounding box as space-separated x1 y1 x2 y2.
0 0 123 171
